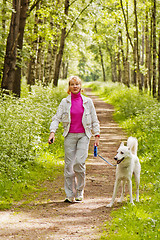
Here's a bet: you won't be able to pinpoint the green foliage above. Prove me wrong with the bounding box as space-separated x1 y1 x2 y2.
89 82 160 240
100 201 159 239
0 82 67 208
102 84 160 160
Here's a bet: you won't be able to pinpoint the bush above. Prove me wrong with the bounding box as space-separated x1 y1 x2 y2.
89 82 160 240
0 83 67 207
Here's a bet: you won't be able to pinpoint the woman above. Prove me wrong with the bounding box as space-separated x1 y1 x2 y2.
48 76 100 203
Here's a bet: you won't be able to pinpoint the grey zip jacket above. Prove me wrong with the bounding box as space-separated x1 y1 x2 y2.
50 94 100 138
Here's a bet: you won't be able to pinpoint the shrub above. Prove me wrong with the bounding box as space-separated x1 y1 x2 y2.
89 82 160 240
0 83 67 206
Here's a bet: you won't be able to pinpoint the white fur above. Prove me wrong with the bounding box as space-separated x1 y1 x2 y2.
106 137 141 207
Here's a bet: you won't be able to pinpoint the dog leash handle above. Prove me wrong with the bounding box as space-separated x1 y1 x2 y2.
94 145 98 157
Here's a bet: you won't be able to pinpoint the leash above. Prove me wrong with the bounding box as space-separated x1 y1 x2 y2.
94 146 117 167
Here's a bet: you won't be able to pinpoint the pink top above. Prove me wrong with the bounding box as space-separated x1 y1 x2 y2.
69 92 85 133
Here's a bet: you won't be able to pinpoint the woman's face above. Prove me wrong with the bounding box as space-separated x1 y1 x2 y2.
69 78 81 94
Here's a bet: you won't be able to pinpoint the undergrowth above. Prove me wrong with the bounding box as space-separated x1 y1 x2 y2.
87 82 160 240
0 80 67 209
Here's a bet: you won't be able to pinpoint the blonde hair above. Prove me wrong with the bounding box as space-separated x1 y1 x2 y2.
67 76 83 94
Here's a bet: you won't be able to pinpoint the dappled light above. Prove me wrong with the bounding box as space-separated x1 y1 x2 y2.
0 89 125 239
0 0 160 237
0 83 159 239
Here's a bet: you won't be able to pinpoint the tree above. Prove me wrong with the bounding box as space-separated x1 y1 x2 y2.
152 0 157 97
158 30 160 100
53 0 69 87
1 0 21 96
1 0 160 99
14 0 29 96
1 0 41 96
134 0 142 91
144 6 149 91
94 23 106 82
53 0 94 86
27 3 39 87
1 0 7 41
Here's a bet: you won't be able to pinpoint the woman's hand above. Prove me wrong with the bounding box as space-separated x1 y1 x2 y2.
48 132 55 144
94 135 100 146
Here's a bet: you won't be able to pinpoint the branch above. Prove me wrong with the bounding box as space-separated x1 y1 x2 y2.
69 0 78 7
65 0 93 38
27 0 42 17
120 0 133 49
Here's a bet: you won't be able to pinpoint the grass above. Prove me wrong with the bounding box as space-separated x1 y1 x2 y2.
1 80 159 239
0 79 67 209
87 81 160 240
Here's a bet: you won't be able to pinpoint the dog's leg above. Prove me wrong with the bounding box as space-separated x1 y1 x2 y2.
118 180 125 203
106 179 121 207
133 161 141 202
134 172 140 202
128 179 134 204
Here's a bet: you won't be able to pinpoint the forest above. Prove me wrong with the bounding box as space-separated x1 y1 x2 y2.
0 0 160 98
0 0 160 239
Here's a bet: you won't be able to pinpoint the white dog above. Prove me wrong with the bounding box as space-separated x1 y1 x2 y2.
106 137 141 207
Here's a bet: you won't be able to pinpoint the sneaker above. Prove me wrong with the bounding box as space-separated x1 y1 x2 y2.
64 198 75 203
75 196 83 201
75 190 83 201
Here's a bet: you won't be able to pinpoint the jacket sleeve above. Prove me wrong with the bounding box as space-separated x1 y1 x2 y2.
49 99 65 133
89 99 100 136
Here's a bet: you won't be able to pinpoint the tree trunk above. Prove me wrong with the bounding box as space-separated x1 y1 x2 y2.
1 0 21 95
50 43 58 82
27 4 39 86
134 0 142 91
119 31 126 85
117 34 122 82
149 16 153 93
125 0 130 87
152 0 157 98
99 46 106 82
140 25 145 88
2 0 7 40
0 0 7 78
95 23 106 82
144 8 149 91
36 35 42 83
106 40 117 82
53 28 66 86
62 61 69 79
14 0 29 97
120 0 133 49
53 0 69 87
44 44 52 86
110 55 117 82
44 17 57 85
113 54 118 82
119 0 131 86
158 31 160 100
133 30 137 85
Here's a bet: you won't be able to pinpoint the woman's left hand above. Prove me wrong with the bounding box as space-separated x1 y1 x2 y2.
94 136 100 146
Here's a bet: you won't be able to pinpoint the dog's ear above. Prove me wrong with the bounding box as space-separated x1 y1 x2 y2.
120 142 124 147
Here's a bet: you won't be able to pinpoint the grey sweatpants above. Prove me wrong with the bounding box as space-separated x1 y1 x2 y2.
64 133 90 199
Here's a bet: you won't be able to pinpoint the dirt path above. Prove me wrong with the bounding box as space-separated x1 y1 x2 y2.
0 89 126 240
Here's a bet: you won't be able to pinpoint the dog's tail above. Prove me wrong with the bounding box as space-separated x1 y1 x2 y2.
127 137 138 156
